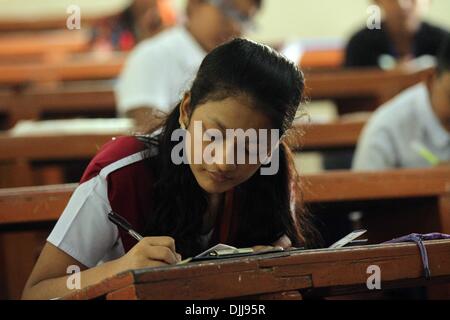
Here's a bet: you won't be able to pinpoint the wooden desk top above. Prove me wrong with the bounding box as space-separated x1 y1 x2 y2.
63 240 450 299
0 123 362 160
0 30 89 59
303 167 450 203
0 63 433 101
1 168 448 226
304 67 434 100
0 133 114 161
0 53 126 85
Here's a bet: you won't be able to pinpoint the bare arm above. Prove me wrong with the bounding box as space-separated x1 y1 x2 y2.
22 237 181 300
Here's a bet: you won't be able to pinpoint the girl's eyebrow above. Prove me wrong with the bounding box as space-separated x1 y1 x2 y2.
208 117 227 133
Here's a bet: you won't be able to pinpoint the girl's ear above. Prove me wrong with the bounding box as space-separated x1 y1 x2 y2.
179 92 192 129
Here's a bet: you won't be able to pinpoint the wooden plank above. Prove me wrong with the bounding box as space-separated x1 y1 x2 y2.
0 168 448 225
0 31 89 59
290 120 365 150
0 134 114 161
63 240 450 300
300 49 344 69
0 66 432 104
305 67 434 101
0 53 126 85
64 271 136 300
302 168 450 203
0 184 76 225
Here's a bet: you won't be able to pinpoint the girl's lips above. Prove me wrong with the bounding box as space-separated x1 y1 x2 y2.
206 170 232 183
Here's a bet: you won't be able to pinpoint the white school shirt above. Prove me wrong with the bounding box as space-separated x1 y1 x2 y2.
47 136 215 268
115 26 206 115
353 83 450 170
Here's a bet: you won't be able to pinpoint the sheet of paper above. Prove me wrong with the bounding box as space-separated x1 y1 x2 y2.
194 244 238 258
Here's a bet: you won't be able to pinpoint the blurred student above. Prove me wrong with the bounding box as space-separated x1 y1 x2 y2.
345 0 448 68
115 0 262 131
353 37 450 170
91 0 177 52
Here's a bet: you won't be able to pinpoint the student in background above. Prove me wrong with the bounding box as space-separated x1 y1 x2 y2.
353 37 450 170
115 0 262 131
91 0 177 52
345 0 448 68
22 39 319 300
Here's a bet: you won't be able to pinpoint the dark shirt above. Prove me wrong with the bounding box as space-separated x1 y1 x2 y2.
345 21 448 67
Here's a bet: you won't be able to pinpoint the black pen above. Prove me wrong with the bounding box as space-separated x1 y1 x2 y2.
107 211 143 241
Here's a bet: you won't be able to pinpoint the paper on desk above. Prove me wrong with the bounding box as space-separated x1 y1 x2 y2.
194 244 238 258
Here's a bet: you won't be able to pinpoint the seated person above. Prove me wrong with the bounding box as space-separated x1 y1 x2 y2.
115 0 262 131
91 0 177 51
353 36 450 170
345 0 448 68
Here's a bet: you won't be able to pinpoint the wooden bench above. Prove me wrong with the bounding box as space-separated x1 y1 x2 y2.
62 240 450 300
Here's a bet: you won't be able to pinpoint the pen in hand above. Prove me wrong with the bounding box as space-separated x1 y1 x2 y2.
108 211 143 241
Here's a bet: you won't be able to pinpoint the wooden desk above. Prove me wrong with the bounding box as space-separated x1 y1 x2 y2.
0 65 432 114
2 82 117 129
0 168 448 300
303 168 450 248
0 133 115 187
300 49 344 70
305 67 435 113
63 240 450 300
0 119 363 186
290 120 365 151
0 53 126 87
1 168 448 228
0 30 89 62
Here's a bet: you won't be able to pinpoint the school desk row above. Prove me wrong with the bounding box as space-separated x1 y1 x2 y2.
0 66 434 130
0 167 449 299
0 27 344 67
1 167 449 238
64 240 450 300
0 30 90 63
0 120 365 188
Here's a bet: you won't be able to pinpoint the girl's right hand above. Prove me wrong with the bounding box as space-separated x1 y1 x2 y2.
113 236 182 273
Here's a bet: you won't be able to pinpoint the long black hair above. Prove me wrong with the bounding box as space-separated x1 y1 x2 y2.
142 38 319 258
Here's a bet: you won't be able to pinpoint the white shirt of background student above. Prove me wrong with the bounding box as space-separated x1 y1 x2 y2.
115 0 262 131
352 66 450 170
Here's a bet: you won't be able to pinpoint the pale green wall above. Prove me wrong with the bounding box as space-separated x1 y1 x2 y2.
1 0 448 43
175 0 450 42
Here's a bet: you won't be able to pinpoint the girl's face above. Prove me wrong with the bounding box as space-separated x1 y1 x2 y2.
180 94 275 194
187 0 259 52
